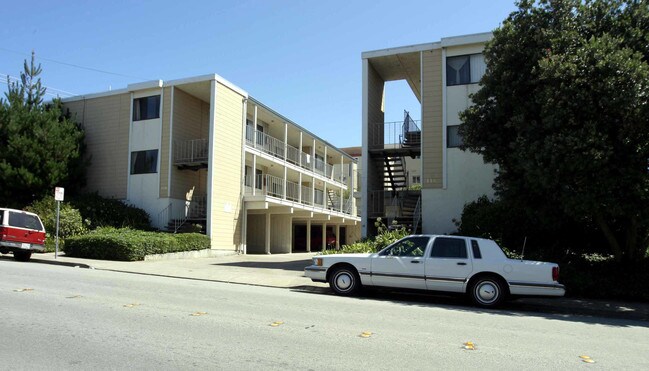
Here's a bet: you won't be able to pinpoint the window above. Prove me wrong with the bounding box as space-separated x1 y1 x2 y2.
447 125 464 148
431 237 467 258
412 175 421 184
446 54 486 86
131 150 158 174
8 211 43 230
471 240 482 259
133 95 161 121
380 237 430 257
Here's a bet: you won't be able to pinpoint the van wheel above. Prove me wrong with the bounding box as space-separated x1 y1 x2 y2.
329 266 361 296
14 251 32 262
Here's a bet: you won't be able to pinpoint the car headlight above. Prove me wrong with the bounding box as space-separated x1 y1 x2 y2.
314 258 323 266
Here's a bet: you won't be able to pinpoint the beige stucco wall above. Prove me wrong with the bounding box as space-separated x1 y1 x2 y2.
421 49 443 189
246 214 266 253
209 82 244 250
62 93 130 199
271 214 292 254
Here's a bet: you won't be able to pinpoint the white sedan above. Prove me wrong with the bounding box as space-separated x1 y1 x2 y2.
305 235 565 307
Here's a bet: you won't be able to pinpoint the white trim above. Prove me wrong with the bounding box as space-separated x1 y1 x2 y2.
126 92 134 202
241 98 248 254
165 74 248 98
206 80 217 239
157 87 164 197
440 32 492 48
362 42 440 59
61 88 129 102
361 59 369 238
420 51 424 191
167 86 175 197
128 80 163 91
442 48 448 189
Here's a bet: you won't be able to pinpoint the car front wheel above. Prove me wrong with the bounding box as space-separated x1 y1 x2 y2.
470 276 506 308
14 251 32 262
329 266 361 296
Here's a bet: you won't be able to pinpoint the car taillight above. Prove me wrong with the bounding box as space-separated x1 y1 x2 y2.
552 266 560 282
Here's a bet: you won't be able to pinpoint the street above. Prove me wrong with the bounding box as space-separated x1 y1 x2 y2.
1 260 647 370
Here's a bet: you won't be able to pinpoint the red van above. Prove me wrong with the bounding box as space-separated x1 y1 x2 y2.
0 208 46 261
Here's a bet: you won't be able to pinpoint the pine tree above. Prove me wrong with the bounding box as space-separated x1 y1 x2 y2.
0 53 87 207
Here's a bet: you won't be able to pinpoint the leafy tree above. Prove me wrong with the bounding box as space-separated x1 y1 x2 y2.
460 0 649 261
0 53 87 207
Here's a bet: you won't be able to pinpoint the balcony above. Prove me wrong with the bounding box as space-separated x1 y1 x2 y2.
174 139 209 170
368 111 421 158
244 173 355 216
245 126 345 186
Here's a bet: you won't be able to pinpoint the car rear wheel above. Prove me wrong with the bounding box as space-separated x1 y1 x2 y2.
329 266 361 296
470 276 506 308
14 251 32 262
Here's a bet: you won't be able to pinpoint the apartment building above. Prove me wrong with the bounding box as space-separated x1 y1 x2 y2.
62 74 360 253
361 32 497 237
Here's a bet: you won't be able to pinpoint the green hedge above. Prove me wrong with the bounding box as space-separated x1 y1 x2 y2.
70 192 152 230
63 228 210 261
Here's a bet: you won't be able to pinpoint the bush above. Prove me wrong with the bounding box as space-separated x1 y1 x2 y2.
70 192 151 230
561 256 649 302
63 227 210 261
321 218 408 255
26 196 88 252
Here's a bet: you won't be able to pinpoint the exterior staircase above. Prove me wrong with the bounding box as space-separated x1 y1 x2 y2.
389 192 422 234
384 156 407 191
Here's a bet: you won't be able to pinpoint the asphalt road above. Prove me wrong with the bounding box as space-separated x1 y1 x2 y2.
1 260 647 370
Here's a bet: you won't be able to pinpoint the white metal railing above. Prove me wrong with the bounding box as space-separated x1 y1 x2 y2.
314 189 324 206
188 195 207 219
266 174 284 198
413 195 422 233
301 185 313 205
343 195 354 215
286 181 300 202
369 119 422 149
300 152 312 170
325 163 334 179
314 158 325 176
174 139 209 164
286 144 300 165
245 125 254 146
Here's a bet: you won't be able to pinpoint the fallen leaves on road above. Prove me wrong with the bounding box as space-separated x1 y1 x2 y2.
270 321 284 327
580 355 595 363
463 341 476 350
66 295 83 299
191 311 208 316
359 331 373 338
13 288 34 292
123 303 141 308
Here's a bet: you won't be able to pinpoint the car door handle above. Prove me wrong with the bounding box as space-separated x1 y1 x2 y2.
457 262 467 266
411 260 421 264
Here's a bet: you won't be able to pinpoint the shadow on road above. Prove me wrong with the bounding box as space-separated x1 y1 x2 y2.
0 255 91 269
213 259 312 272
291 286 649 328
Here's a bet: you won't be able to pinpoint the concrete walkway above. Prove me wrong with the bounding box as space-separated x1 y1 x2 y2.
13 251 649 323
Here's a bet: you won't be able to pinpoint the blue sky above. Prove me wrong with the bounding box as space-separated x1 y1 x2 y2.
1 0 516 148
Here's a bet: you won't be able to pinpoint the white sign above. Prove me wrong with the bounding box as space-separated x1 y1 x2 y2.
54 187 65 201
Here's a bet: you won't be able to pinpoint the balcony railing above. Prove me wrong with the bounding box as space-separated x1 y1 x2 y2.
174 139 209 164
245 125 345 186
243 174 354 215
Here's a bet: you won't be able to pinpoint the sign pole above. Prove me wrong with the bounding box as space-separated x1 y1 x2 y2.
54 187 65 259
55 200 60 259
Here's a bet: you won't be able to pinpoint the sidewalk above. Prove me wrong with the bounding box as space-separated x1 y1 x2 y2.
26 252 649 322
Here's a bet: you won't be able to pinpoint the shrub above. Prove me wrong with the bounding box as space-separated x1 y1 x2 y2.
321 218 407 255
561 256 649 302
70 192 151 230
26 196 88 252
63 227 210 261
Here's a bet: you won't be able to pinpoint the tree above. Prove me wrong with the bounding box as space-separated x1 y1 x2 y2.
0 53 87 207
460 0 649 261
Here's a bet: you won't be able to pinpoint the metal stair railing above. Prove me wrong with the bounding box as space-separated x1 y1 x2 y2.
413 195 422 234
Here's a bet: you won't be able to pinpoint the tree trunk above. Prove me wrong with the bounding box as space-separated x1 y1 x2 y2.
595 214 623 262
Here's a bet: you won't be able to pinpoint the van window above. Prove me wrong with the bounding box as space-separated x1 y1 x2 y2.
8 212 43 230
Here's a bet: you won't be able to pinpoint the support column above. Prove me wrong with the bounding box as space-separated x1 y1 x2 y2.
265 212 271 254
335 224 340 249
253 105 258 149
311 138 316 172
322 222 327 251
299 132 303 167
306 219 311 252
324 146 328 178
298 173 302 203
252 154 257 196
